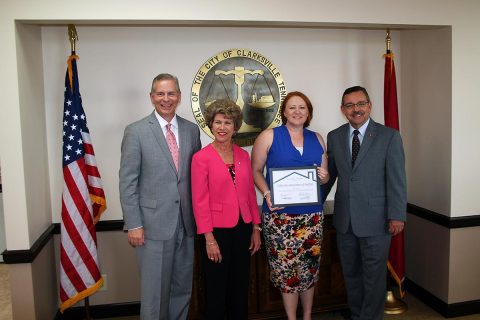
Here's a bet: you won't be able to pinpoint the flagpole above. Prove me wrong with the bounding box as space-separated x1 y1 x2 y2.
85 296 92 320
68 24 78 54
67 24 94 320
383 28 407 314
386 28 391 53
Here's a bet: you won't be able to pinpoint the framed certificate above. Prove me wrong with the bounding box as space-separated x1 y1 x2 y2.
268 166 320 207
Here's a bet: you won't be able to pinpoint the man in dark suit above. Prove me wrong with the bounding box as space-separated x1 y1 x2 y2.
323 86 406 320
119 73 201 320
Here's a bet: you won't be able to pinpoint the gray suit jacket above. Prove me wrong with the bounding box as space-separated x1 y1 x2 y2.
322 119 406 237
119 112 201 240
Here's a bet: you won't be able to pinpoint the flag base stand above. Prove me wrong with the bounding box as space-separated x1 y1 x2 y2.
84 297 93 320
384 290 408 315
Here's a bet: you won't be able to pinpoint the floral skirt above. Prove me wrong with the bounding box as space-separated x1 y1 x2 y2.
262 212 323 293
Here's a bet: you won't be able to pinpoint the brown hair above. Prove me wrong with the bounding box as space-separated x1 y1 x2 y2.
280 91 313 127
205 99 243 132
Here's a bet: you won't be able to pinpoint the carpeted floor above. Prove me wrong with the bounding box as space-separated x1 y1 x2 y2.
0 263 12 320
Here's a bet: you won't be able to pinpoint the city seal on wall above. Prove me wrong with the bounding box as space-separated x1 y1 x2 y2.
191 48 287 146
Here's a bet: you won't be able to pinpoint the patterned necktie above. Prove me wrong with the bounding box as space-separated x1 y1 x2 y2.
166 123 179 171
351 129 360 167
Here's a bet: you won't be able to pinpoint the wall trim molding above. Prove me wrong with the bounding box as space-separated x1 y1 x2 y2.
2 224 55 264
54 302 140 320
52 302 349 320
3 206 479 264
1 220 124 264
406 278 480 318
407 203 480 228
50 219 125 234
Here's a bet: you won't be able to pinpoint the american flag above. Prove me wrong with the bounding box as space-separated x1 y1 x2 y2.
60 55 106 312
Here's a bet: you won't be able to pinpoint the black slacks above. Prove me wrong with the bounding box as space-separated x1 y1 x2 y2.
201 219 252 320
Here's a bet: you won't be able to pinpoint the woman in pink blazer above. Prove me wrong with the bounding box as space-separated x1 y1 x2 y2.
191 99 261 320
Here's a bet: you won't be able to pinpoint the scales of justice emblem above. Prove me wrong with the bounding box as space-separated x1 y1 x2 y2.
191 49 287 146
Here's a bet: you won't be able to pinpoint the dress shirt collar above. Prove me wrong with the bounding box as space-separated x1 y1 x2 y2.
155 111 178 130
349 118 370 137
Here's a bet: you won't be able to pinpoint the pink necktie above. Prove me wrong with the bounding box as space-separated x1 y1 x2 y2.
166 123 179 171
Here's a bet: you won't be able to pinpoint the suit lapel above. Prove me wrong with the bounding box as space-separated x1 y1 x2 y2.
177 116 188 179
148 112 178 175
339 124 352 172
352 120 377 171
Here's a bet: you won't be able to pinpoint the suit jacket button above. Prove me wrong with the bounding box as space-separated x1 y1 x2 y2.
175 200 179 203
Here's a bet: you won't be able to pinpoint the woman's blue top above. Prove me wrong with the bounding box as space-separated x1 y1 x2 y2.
263 125 324 214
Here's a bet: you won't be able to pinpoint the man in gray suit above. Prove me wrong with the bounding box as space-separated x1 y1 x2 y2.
323 86 406 320
119 73 201 320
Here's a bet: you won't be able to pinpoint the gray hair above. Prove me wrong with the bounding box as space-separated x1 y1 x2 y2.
150 73 181 94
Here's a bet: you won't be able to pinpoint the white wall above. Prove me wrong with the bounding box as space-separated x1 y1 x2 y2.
401 27 452 216
451 13 480 216
17 23 53 249
42 26 394 222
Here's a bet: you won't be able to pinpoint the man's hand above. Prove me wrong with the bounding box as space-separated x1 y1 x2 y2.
128 228 145 247
388 220 404 236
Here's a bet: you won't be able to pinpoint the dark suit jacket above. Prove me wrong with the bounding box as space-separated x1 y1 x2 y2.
119 112 201 240
322 119 406 237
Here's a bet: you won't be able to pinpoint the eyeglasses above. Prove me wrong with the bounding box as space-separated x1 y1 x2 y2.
342 101 370 109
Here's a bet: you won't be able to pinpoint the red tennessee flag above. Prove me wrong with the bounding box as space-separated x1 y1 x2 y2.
384 51 405 297
60 55 106 312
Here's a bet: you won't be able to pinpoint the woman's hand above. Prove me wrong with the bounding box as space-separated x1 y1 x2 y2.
317 166 330 185
265 193 285 212
204 232 222 263
249 226 262 255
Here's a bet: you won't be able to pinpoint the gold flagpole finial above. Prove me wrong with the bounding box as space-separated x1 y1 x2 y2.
68 24 78 54
386 29 391 53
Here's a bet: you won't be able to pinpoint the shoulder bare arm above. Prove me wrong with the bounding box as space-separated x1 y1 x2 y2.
251 129 273 195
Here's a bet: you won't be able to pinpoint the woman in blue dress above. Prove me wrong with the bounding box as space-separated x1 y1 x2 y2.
251 91 329 320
